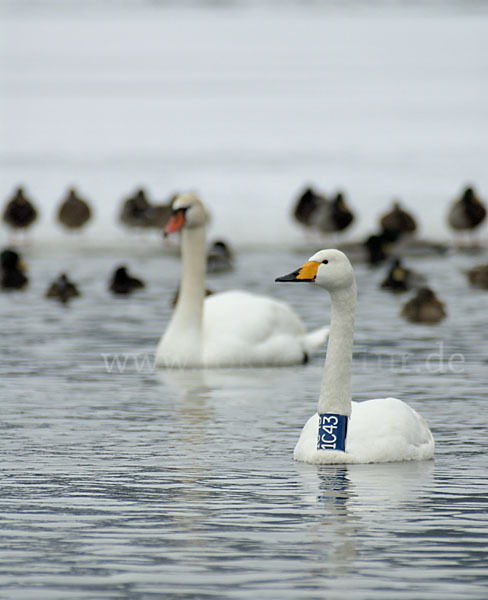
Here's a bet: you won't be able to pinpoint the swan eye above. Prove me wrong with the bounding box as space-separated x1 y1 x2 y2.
172 206 189 216
322 259 328 264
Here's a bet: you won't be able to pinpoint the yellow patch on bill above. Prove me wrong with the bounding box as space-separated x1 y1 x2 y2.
297 261 320 280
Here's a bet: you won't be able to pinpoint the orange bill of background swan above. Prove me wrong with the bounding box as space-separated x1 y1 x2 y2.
164 210 186 236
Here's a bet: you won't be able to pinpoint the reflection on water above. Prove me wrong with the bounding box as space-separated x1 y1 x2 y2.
296 461 436 575
299 460 435 513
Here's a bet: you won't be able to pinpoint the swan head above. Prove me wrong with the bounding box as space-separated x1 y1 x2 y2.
276 249 355 291
164 193 209 235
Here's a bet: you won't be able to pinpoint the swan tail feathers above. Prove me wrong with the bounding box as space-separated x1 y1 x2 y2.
304 325 329 355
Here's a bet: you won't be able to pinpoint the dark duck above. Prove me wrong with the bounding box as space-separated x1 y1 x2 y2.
109 266 145 295
119 189 172 230
363 228 400 265
119 188 152 228
292 186 327 229
2 187 38 236
46 273 81 303
380 258 425 293
316 192 355 234
1 248 28 290
448 186 486 244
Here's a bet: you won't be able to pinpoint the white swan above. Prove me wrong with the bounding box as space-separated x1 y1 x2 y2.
276 249 434 464
156 194 329 368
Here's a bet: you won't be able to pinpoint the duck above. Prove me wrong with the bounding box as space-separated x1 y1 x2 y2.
109 266 145 295
207 239 234 273
144 201 172 229
1 248 28 289
292 186 326 228
465 264 488 290
363 228 400 265
323 192 354 233
2 186 38 231
156 193 329 368
315 192 355 234
380 200 417 236
275 249 434 464
46 273 81 303
380 257 425 293
57 187 92 230
400 287 446 324
120 188 173 230
119 188 152 228
448 186 486 233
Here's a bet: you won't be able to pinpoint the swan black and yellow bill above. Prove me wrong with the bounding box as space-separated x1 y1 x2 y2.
275 261 319 283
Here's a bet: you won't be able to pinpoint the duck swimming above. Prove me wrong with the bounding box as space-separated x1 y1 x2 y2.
466 264 488 290
400 287 446 324
380 257 425 293
207 239 234 273
363 228 400 265
156 193 329 368
46 273 81 303
109 266 145 295
276 249 434 464
1 248 28 290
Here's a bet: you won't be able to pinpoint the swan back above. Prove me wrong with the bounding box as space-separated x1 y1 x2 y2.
294 398 434 464
202 290 309 367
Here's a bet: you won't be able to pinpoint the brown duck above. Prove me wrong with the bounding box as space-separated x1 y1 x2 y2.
57 187 92 230
401 287 446 324
380 200 417 236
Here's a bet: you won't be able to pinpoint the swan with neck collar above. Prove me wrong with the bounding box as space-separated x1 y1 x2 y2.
276 249 434 464
156 194 329 368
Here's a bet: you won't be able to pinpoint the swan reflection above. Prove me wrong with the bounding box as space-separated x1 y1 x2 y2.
296 460 434 573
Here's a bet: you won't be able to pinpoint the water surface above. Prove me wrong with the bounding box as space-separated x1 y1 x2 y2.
0 243 487 599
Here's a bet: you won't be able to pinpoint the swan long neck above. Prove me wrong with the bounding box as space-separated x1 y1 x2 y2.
159 224 208 367
317 281 356 417
173 225 207 330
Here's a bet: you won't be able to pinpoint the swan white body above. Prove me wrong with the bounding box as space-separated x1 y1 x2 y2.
277 249 434 464
295 398 434 464
156 194 328 368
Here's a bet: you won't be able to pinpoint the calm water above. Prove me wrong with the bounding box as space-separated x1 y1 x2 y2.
0 242 487 599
